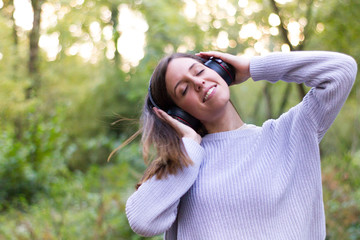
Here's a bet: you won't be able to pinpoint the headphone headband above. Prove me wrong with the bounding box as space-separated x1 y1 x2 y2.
148 83 160 109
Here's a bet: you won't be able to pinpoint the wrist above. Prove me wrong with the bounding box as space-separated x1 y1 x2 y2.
184 133 202 144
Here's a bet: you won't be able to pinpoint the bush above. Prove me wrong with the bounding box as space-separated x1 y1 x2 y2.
0 143 162 240
0 106 70 210
322 151 360 239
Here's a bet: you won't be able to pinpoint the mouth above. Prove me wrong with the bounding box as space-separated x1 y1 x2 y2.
203 85 217 102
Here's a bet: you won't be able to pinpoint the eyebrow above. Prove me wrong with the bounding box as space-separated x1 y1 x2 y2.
173 62 197 97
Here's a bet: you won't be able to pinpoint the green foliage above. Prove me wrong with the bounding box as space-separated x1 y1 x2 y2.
0 0 359 238
322 152 360 240
0 142 162 240
0 105 70 210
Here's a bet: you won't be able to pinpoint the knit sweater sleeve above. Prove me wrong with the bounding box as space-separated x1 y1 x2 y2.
250 51 357 141
126 137 204 237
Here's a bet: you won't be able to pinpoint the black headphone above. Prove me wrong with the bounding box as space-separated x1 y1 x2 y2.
148 56 235 130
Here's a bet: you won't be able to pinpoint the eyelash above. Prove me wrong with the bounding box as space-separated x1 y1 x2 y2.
182 86 188 96
197 69 204 76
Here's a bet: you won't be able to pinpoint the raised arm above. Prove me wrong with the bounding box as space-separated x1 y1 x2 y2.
250 51 357 140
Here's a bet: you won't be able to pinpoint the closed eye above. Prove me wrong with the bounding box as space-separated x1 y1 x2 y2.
182 85 188 96
196 69 204 76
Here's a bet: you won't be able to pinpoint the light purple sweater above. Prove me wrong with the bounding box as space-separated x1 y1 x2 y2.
126 51 357 239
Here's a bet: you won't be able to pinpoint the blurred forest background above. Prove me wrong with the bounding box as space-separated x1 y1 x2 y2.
0 0 359 239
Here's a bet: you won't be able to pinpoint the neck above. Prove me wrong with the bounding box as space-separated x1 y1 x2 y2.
202 101 244 134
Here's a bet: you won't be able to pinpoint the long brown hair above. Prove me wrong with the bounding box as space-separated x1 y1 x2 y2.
138 53 208 188
109 53 207 189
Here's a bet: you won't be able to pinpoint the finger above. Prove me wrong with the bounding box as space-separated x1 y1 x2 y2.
155 108 196 134
152 107 165 121
154 107 182 129
153 108 201 142
197 51 235 64
196 51 221 59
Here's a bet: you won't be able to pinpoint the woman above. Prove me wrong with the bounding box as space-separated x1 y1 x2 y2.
125 50 357 239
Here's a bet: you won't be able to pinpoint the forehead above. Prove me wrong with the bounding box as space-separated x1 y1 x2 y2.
165 57 200 86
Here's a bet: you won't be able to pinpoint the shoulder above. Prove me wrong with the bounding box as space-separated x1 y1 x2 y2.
261 102 317 141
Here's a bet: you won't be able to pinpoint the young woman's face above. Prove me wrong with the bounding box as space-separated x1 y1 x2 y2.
165 57 231 123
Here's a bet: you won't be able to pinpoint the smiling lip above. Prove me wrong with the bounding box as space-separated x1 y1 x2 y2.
203 85 217 102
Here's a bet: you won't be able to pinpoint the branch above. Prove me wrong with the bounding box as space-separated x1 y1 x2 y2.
270 0 306 101
277 83 291 116
263 82 273 119
297 0 315 51
269 0 294 51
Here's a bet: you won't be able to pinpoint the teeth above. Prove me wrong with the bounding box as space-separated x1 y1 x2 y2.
204 87 215 102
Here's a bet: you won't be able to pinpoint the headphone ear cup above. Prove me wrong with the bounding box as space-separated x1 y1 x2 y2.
167 107 200 130
204 57 235 85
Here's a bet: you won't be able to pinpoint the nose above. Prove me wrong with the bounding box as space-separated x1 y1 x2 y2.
194 78 205 92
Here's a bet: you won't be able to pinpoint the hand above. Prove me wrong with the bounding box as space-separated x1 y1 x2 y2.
196 51 251 85
153 107 202 144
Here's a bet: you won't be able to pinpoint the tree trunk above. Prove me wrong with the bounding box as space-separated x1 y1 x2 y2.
3 0 24 139
27 0 43 98
26 0 44 167
269 0 311 105
111 4 120 65
277 83 292 117
263 82 273 119
5 0 19 46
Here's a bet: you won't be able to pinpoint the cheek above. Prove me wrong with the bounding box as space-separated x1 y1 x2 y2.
178 97 197 113
187 93 231 120
175 95 201 118
175 85 230 120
